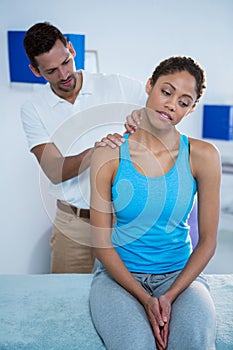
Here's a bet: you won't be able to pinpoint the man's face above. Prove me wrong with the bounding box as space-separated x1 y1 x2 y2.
31 39 77 95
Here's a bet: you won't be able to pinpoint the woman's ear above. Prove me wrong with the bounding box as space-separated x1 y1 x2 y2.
184 103 197 118
145 78 153 95
190 103 197 113
192 103 197 111
67 41 76 58
29 64 41 77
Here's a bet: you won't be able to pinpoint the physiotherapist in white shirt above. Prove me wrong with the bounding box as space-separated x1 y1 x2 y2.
21 22 147 273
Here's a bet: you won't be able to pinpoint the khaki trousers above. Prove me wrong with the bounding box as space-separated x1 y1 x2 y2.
50 207 95 274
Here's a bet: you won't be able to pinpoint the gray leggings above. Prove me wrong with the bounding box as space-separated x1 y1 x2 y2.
89 268 216 350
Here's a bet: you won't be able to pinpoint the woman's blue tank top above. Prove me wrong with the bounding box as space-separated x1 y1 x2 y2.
111 133 197 273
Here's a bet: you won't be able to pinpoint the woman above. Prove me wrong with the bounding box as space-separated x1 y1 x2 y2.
89 56 221 350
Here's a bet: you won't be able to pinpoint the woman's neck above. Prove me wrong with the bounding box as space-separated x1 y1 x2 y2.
127 124 180 178
132 123 179 153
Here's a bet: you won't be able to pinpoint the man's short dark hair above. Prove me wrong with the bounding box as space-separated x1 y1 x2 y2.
24 22 67 69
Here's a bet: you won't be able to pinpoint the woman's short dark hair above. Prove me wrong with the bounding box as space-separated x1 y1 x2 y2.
150 56 206 105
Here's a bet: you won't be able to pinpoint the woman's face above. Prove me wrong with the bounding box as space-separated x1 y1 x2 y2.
145 70 197 126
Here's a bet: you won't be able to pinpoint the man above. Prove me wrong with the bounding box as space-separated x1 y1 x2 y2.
21 22 147 273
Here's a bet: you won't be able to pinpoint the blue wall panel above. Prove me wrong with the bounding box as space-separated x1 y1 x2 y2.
202 105 233 140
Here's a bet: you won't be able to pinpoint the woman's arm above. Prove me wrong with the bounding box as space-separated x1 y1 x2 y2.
90 147 168 349
163 139 222 304
90 146 151 302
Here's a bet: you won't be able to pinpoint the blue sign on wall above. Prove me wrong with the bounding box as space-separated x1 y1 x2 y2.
8 31 85 84
202 105 233 140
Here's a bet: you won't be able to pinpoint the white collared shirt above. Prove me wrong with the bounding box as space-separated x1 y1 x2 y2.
21 70 147 208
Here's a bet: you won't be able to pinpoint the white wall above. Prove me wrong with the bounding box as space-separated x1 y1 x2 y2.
1 0 233 274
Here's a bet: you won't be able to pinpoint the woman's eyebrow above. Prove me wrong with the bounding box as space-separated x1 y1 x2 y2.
164 82 194 101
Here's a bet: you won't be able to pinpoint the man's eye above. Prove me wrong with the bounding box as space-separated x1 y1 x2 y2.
47 69 56 75
63 59 70 65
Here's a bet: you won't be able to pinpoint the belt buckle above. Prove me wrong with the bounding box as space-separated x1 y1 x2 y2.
76 207 81 217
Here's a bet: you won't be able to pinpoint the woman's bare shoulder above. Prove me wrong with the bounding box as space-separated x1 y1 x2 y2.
189 137 221 177
189 137 220 158
92 145 120 163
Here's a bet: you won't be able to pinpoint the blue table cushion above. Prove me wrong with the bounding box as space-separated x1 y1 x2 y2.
0 274 232 349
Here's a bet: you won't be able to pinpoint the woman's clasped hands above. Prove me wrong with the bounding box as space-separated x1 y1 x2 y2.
144 294 171 350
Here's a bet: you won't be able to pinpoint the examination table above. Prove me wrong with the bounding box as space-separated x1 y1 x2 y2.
0 273 232 349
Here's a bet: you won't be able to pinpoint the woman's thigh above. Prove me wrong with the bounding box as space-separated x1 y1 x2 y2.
146 273 216 350
168 279 216 350
89 269 157 350
134 272 216 350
